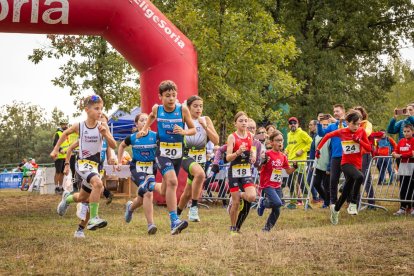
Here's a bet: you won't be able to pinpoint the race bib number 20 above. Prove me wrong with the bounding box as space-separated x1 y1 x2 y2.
160 142 183 159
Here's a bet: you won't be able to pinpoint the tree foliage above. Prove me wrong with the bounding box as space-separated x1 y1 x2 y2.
154 0 301 141
29 35 140 114
263 0 414 126
0 102 63 165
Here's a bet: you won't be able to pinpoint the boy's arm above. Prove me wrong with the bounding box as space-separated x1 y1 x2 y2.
139 105 158 137
99 123 116 149
50 123 79 159
117 141 128 165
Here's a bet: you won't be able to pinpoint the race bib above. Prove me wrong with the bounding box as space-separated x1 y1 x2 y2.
160 142 182 159
135 161 154 174
188 148 206 163
232 163 251 178
342 141 360 155
78 160 98 173
270 169 282 183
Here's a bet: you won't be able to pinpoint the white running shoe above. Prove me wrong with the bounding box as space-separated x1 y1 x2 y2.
74 230 85 238
330 204 339 225
57 191 71 216
76 203 89 221
188 206 200 222
393 208 406 216
347 203 358 215
87 217 107 231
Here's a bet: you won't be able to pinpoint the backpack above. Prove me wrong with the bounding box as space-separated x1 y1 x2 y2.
376 137 391 156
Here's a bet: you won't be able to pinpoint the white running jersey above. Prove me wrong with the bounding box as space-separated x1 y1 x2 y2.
78 121 103 163
185 117 207 149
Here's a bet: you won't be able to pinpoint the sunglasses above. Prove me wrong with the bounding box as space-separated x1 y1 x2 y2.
288 121 297 125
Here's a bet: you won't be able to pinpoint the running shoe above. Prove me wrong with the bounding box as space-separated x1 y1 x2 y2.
171 219 188 235
74 230 85 238
147 224 158 235
286 203 297 209
76 202 89 221
87 217 108 231
330 204 339 225
125 201 133 223
57 191 71 216
257 197 266 217
347 203 358 215
393 208 406 216
188 206 200 222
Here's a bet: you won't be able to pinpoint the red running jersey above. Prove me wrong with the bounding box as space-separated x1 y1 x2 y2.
260 150 290 189
394 137 414 162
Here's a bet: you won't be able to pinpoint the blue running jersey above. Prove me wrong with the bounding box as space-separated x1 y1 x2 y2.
129 131 157 162
156 104 184 144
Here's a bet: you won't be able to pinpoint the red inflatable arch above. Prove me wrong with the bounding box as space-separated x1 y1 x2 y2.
0 0 198 203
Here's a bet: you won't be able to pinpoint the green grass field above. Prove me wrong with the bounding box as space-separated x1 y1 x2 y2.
0 189 413 275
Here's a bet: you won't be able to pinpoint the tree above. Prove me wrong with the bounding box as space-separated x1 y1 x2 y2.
50 107 67 127
263 0 414 125
0 102 64 165
153 0 301 141
29 35 140 114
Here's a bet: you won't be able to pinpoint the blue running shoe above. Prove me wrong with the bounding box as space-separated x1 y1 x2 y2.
257 197 266 217
125 201 133 223
138 175 156 196
171 219 188 235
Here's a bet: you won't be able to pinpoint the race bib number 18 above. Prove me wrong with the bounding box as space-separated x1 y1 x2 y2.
160 142 183 159
232 164 251 178
342 141 360 155
136 161 154 174
189 148 206 163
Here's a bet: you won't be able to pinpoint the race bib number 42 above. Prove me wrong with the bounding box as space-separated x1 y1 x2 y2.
136 161 154 174
270 169 282 183
78 160 98 172
232 164 251 178
188 148 206 163
160 142 182 159
342 141 360 155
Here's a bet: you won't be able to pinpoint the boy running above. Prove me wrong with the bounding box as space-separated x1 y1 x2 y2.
257 131 297 232
51 95 116 231
137 80 196 235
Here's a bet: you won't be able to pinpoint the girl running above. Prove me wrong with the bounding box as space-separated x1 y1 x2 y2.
257 131 297 232
178 96 219 222
316 110 371 225
226 111 257 234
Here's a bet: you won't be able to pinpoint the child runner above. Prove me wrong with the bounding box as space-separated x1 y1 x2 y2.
226 111 257 234
118 113 158 234
51 95 116 231
257 131 297 231
177 96 219 222
316 110 371 225
137 80 196 235
391 124 414 216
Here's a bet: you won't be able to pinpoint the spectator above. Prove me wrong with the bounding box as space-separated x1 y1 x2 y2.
317 104 347 208
308 119 320 202
53 118 70 194
285 117 313 208
387 103 414 141
371 130 397 185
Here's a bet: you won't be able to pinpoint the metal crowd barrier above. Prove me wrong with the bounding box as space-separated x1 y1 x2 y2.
201 159 318 210
359 156 414 212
